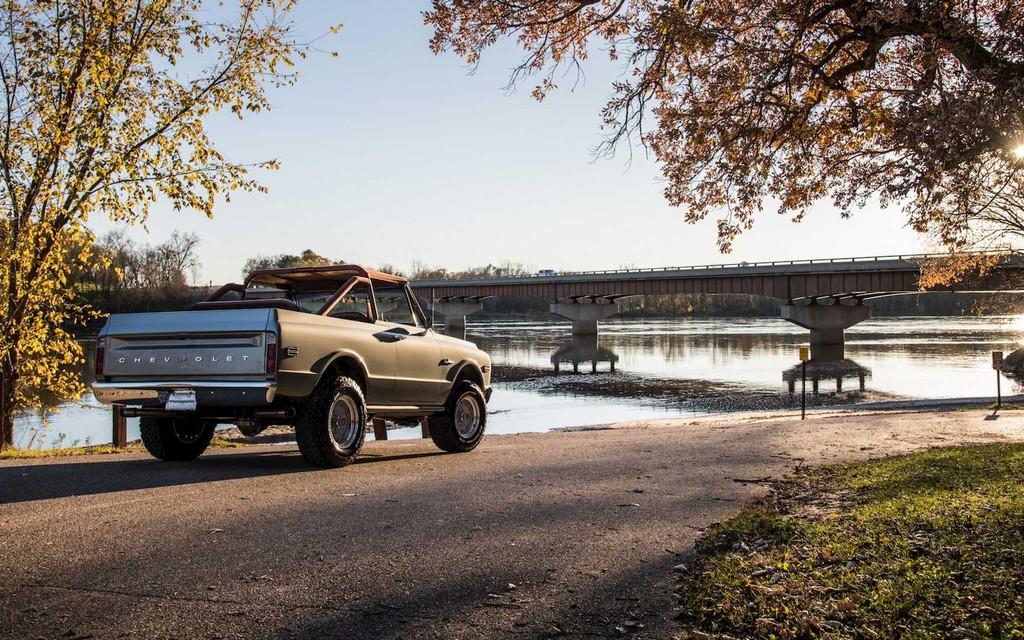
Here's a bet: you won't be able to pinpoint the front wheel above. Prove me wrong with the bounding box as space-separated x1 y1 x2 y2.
295 376 367 468
139 415 215 461
430 380 487 453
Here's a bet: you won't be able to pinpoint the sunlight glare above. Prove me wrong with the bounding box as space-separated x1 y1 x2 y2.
1012 314 1024 333
1014 144 1024 160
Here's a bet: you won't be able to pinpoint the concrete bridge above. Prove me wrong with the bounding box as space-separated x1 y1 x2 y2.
411 252 1024 360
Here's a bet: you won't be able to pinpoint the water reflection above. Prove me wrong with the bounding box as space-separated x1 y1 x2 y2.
550 335 619 374
468 316 1024 400
782 359 872 395
441 324 466 341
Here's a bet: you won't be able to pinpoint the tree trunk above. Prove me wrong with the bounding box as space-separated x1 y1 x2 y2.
0 361 15 448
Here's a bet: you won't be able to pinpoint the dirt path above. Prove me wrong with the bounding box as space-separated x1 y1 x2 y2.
1 409 1021 639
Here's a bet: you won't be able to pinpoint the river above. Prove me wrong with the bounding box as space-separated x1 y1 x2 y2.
12 316 1024 449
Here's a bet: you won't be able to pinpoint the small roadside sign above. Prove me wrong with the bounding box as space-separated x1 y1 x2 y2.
798 347 810 420
993 351 1004 370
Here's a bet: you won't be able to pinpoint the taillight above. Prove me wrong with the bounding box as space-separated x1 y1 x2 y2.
95 341 105 377
265 334 278 375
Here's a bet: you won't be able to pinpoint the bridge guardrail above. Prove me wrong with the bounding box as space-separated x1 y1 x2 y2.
411 250 1016 284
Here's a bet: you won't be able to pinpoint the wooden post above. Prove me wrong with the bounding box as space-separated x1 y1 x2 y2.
801 361 806 420
372 418 387 441
420 418 431 439
0 374 10 448
112 405 127 448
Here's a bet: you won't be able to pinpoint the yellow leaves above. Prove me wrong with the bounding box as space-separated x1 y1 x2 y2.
1 1 339 424
0 220 94 413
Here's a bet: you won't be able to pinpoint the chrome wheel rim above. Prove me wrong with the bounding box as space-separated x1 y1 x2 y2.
328 394 361 450
454 393 481 439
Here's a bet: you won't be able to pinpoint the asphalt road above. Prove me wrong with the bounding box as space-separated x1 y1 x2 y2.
2 410 1022 640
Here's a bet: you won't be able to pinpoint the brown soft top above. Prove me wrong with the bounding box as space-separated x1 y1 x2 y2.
245 264 407 291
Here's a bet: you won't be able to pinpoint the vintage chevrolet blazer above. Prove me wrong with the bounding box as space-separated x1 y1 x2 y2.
92 265 492 467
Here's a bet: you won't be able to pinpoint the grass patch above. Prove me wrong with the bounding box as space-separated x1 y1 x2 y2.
209 437 245 448
0 436 245 459
677 444 1024 638
0 443 143 459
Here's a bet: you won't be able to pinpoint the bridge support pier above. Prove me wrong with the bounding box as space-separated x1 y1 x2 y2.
550 301 619 336
781 301 869 361
433 299 484 335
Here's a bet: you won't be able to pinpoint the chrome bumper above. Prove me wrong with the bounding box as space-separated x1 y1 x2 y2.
92 381 276 407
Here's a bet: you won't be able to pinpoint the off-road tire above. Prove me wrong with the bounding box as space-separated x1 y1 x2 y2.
139 415 215 461
295 376 367 468
430 380 487 453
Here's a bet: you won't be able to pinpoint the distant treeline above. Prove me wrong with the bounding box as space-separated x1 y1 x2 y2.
470 292 1024 318
619 292 1024 317
74 231 205 317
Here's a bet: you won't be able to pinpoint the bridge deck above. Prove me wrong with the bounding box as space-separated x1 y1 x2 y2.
410 252 1020 302
414 256 924 287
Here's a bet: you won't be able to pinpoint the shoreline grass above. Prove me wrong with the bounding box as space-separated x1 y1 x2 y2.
676 443 1024 638
0 436 244 460
0 442 143 459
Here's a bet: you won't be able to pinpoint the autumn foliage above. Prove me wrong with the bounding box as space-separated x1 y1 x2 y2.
0 1 335 445
426 1 1024 253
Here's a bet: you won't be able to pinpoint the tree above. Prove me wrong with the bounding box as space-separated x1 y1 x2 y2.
426 1 1024 254
0 1 337 446
157 231 201 287
76 231 204 313
242 249 338 278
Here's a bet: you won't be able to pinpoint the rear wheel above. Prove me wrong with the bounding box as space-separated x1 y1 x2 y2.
430 380 487 453
295 376 367 468
139 415 215 461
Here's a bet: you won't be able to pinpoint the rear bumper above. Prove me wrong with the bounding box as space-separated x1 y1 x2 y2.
92 381 276 407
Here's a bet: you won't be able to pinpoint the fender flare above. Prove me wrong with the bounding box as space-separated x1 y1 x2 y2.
446 359 485 387
312 349 371 391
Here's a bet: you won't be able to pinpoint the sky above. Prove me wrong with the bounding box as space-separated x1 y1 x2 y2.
90 1 928 284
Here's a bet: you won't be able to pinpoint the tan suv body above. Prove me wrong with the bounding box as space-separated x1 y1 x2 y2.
92 265 492 467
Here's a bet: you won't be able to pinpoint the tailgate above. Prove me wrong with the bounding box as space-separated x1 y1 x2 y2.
99 309 276 379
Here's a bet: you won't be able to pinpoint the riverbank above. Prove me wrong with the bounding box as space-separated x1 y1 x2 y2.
496 364 904 413
675 442 1024 638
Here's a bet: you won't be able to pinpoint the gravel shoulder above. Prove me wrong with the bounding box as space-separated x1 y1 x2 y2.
2 410 1023 639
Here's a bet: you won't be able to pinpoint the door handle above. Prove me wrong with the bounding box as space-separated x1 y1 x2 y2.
374 332 407 343
438 358 454 366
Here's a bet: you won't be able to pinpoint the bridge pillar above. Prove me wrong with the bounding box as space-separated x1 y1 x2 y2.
433 299 484 335
550 301 619 336
781 301 869 361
